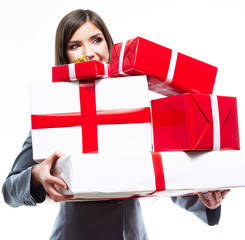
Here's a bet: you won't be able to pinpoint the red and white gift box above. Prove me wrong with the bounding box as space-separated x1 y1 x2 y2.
30 76 152 161
151 93 240 151
52 150 245 200
110 37 218 96
52 60 110 82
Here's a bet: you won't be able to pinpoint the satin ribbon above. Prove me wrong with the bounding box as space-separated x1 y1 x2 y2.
151 152 165 191
102 61 109 78
119 41 129 76
31 81 151 153
31 108 151 129
165 50 178 84
69 63 77 81
210 95 221 150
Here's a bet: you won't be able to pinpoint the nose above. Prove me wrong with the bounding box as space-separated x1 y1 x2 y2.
83 44 94 60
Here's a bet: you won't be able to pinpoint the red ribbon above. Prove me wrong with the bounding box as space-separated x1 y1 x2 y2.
31 81 151 153
151 152 165 191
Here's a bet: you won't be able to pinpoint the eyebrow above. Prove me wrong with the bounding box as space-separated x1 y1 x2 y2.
90 33 103 39
68 33 103 44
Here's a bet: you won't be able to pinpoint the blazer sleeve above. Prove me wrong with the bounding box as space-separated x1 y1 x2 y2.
2 131 46 207
171 195 221 226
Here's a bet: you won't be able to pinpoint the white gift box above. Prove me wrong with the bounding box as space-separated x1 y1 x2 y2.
30 76 152 161
52 150 245 200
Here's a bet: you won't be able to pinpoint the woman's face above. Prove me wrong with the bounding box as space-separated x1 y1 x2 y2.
66 21 109 63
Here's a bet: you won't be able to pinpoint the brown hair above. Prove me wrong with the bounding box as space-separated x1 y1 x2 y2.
55 9 113 66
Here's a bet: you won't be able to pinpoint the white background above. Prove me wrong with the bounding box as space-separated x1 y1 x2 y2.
0 0 245 239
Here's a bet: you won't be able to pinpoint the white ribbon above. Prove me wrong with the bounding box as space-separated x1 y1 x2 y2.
102 61 109 78
118 41 129 76
68 63 77 81
210 95 220 150
165 50 178 84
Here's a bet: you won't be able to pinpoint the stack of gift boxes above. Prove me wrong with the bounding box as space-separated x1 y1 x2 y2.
30 36 245 200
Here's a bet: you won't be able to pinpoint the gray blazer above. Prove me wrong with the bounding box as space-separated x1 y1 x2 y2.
2 132 220 240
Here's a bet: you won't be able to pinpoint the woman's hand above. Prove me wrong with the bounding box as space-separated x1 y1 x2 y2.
31 151 74 202
198 190 230 210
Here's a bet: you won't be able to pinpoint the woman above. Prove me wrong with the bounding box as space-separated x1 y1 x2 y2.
2 9 228 240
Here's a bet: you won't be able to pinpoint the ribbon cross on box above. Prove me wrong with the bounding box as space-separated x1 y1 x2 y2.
30 76 152 160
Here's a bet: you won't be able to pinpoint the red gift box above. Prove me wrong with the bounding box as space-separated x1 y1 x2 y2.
151 93 240 151
52 60 110 82
111 37 218 96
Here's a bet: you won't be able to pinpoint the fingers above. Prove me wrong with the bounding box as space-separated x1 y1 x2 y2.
45 183 73 202
198 192 216 209
46 151 64 167
198 189 230 210
198 192 214 209
208 191 216 206
214 191 222 205
42 153 72 202
33 151 73 202
42 174 74 202
43 175 68 190
42 177 73 202
198 192 209 207
221 189 230 199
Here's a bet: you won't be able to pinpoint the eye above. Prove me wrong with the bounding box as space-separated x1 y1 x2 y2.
92 37 103 44
67 44 80 50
